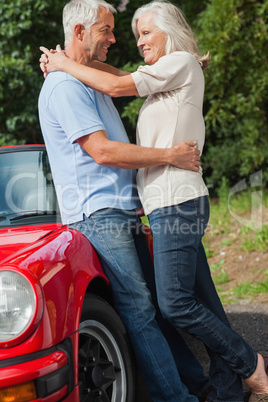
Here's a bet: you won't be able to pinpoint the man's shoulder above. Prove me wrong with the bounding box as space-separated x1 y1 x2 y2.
44 71 86 89
39 71 96 101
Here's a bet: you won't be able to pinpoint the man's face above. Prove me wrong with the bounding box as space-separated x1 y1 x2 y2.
83 7 116 62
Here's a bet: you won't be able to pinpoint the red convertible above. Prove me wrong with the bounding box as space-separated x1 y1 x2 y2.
0 145 139 402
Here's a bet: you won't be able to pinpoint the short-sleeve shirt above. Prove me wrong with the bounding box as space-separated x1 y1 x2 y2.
38 71 141 224
131 51 209 215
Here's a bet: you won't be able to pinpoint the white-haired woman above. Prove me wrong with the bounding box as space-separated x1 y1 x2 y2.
40 2 268 401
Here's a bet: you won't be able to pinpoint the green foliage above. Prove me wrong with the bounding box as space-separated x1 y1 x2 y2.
205 178 232 235
239 224 268 252
214 268 230 285
0 0 66 144
210 260 230 287
219 276 268 304
122 97 146 126
210 258 225 273
122 0 268 189
232 272 268 299
0 0 267 192
204 189 268 304
0 0 151 146
197 0 268 188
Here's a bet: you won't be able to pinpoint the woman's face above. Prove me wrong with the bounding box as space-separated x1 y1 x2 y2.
137 13 167 65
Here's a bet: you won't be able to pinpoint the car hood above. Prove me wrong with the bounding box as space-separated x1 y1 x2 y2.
0 224 62 265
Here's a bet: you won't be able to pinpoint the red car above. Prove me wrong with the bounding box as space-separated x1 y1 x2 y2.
0 145 139 402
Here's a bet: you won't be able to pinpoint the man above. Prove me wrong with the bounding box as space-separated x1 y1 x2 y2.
38 1 209 400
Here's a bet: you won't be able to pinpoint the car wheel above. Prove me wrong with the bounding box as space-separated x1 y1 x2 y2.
79 294 137 402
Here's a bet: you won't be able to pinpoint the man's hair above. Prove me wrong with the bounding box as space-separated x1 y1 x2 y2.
131 0 210 70
63 0 116 47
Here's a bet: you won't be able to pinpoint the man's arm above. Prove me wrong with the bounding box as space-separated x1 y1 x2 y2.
77 131 201 171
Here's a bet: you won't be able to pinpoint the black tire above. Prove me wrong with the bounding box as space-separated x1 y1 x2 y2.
78 294 137 402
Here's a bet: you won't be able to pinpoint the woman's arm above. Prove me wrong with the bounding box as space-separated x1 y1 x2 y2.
40 45 138 97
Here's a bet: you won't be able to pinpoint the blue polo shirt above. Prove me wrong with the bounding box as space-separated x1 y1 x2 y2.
38 71 141 224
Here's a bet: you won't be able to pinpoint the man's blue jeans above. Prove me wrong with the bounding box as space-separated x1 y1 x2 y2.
69 208 208 402
149 196 258 402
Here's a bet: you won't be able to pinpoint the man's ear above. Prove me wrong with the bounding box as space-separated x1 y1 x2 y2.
74 24 85 41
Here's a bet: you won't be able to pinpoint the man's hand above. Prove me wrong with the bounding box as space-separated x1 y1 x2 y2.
170 142 201 172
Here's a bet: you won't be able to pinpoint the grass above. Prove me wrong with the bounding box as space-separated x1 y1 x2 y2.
239 225 268 252
214 269 230 286
206 183 268 304
233 272 268 298
218 272 268 305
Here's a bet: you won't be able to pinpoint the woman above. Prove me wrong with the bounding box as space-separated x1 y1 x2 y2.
40 2 268 401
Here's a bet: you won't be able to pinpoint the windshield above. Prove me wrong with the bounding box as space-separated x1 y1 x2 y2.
0 148 60 226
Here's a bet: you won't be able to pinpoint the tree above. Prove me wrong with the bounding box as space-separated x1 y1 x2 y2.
196 0 268 188
121 0 268 188
0 0 66 145
0 0 187 146
1 0 267 190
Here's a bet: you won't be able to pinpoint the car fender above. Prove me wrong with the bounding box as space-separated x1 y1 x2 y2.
0 226 110 357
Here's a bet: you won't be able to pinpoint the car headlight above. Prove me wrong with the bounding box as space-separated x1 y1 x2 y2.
0 270 43 347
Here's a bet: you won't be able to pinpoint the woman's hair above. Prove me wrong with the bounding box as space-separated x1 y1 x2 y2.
131 0 210 70
63 0 116 48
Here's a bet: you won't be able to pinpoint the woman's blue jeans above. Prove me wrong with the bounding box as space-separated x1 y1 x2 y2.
149 196 258 402
69 208 208 402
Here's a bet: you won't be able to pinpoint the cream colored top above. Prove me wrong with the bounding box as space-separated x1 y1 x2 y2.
131 51 209 215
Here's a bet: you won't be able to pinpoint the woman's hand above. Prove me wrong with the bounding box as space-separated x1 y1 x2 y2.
39 45 67 77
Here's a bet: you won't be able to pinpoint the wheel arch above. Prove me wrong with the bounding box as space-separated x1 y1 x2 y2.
85 276 114 307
